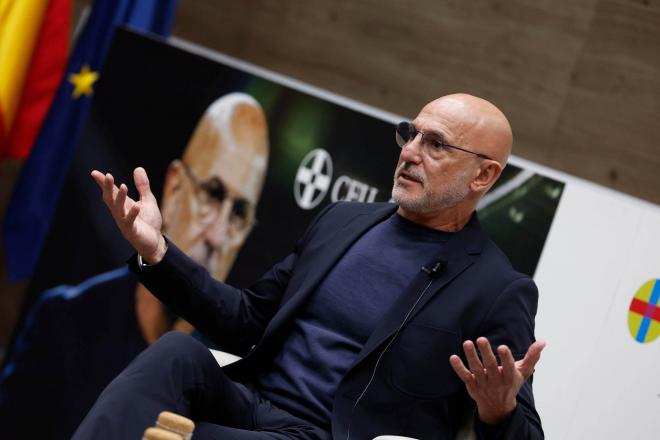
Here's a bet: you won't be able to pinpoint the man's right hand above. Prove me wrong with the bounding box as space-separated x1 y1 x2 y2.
91 167 167 264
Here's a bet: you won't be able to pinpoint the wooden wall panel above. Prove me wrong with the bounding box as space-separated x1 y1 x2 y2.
546 0 660 202
173 0 660 204
174 0 596 138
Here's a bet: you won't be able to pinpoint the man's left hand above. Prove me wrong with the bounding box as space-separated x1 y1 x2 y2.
449 337 546 425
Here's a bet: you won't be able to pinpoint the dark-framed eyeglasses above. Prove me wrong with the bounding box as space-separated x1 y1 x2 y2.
395 121 492 160
181 162 255 230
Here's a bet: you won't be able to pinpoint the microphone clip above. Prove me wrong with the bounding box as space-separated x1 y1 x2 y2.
422 259 447 278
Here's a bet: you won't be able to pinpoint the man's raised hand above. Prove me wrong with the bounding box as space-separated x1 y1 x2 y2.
91 167 167 264
449 337 545 425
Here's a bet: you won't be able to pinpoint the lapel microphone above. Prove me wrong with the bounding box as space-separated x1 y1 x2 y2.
421 259 447 278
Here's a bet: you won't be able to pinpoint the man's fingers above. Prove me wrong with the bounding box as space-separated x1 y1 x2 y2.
91 170 105 188
498 345 516 380
477 337 499 374
463 340 486 381
133 167 153 201
102 173 118 202
518 340 546 379
90 171 118 202
114 184 128 217
449 355 474 384
100 173 119 209
126 202 140 225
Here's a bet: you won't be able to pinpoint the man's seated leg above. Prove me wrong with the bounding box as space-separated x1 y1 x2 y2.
73 332 328 440
72 331 255 439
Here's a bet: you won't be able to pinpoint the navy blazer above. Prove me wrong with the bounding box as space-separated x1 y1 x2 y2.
133 202 543 440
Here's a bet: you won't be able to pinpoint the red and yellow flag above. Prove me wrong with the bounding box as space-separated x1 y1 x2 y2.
0 0 70 160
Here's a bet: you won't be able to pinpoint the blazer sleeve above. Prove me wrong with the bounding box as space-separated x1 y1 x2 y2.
128 202 338 355
472 276 544 440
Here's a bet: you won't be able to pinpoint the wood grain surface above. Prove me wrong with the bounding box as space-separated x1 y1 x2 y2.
173 0 660 203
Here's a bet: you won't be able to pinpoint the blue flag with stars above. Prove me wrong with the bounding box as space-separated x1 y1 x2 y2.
3 0 178 282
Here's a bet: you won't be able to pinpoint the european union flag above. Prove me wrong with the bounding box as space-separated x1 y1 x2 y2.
3 0 178 281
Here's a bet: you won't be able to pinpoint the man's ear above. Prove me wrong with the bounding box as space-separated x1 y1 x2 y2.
470 160 503 193
161 159 185 225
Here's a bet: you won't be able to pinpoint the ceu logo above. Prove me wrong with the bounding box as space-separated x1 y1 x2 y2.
294 148 333 210
628 279 660 344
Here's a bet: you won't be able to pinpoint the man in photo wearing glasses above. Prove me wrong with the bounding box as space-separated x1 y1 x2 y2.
77 93 544 440
0 93 269 439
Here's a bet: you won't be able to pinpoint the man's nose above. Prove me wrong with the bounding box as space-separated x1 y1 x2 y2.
399 135 424 163
205 199 231 249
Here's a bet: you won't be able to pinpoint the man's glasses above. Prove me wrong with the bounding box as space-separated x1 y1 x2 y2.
395 121 492 161
181 162 254 230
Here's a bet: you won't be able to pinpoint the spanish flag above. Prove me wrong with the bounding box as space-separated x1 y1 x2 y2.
0 0 70 160
4 0 178 282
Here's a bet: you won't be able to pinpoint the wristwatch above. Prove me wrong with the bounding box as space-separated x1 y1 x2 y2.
137 253 151 270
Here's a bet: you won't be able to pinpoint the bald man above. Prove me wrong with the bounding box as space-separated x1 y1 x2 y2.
76 94 544 440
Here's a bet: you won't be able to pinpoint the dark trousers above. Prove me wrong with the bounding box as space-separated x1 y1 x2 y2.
72 332 329 440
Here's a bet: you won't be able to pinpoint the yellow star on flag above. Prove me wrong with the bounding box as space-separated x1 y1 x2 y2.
68 64 99 99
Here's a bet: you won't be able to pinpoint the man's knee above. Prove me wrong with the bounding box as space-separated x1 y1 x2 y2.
157 330 193 345
148 331 211 362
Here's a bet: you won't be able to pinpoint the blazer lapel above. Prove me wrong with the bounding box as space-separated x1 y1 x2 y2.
258 203 398 345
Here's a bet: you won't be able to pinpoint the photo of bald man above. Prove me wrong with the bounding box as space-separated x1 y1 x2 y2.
0 92 270 439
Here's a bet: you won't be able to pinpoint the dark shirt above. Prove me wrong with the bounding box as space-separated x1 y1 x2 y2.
256 213 451 428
